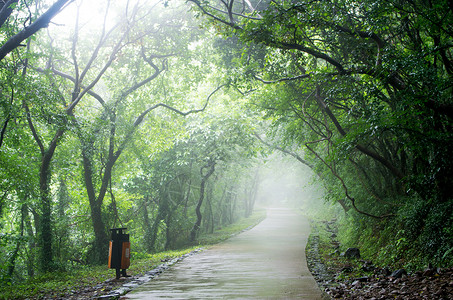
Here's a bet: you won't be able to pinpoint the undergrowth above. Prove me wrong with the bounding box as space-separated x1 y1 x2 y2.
310 212 452 283
0 209 266 299
337 209 453 272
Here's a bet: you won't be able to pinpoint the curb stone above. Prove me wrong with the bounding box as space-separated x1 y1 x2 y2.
93 248 204 300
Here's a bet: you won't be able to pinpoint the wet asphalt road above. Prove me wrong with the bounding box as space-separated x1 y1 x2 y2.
122 208 323 299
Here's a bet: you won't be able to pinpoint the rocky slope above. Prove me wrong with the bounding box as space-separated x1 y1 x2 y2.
306 220 453 300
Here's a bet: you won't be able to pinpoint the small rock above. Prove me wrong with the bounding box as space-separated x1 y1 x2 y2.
390 269 407 278
331 249 341 256
362 264 375 272
343 247 361 259
340 265 353 273
352 280 362 288
378 267 391 276
356 276 369 282
423 269 434 276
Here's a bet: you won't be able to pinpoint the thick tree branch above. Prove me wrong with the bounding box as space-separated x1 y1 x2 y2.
333 24 384 66
0 0 72 61
23 101 44 155
0 116 8 149
305 143 394 219
35 67 106 106
207 4 262 20
71 4 80 96
132 83 226 129
79 1 120 85
120 50 174 98
188 0 242 30
0 0 17 29
314 86 405 180
0 87 14 149
254 73 309 83
66 32 127 113
278 42 345 73
253 133 314 169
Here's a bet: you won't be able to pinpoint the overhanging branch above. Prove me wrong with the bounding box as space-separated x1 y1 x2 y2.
314 86 405 180
0 0 72 61
115 84 226 160
305 143 394 219
254 73 310 84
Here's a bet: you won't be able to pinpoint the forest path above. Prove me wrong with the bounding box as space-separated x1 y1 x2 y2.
122 208 323 299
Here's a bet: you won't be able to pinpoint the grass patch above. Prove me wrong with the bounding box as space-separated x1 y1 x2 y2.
0 209 266 299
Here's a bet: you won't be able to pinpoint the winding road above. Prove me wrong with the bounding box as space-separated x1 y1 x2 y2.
123 208 323 299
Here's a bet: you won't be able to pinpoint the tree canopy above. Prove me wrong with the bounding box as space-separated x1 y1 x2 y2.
189 0 453 265
0 0 452 286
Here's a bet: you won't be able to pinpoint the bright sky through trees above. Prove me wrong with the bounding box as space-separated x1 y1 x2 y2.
51 0 161 30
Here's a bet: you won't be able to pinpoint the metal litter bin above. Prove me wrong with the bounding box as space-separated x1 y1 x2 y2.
108 227 130 279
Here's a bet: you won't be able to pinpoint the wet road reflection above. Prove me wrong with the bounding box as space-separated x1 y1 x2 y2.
122 208 323 299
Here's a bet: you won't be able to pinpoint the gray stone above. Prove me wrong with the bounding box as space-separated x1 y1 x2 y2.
390 269 407 278
343 247 361 259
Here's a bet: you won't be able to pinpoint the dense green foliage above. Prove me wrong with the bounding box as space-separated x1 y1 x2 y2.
190 0 453 267
0 0 264 286
1 0 452 292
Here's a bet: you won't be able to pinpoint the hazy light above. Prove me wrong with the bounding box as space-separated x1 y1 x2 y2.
51 0 161 32
255 154 324 211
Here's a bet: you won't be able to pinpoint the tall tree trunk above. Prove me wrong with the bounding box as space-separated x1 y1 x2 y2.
37 139 61 272
25 97 65 272
190 161 215 241
142 197 153 252
207 186 214 234
231 193 237 224
165 213 172 250
149 192 169 252
246 169 259 217
81 149 109 264
7 202 26 280
26 208 38 277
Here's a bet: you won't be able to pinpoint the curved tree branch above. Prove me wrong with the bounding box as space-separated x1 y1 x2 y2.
0 0 18 29
253 132 314 168
188 0 242 30
254 73 309 83
190 160 216 241
314 86 405 180
305 143 394 219
0 0 72 61
35 67 106 106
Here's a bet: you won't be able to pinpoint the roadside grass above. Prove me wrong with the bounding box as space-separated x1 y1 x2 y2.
306 220 364 281
307 220 380 283
0 209 266 299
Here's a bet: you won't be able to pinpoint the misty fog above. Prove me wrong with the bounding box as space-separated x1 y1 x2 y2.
254 154 325 213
